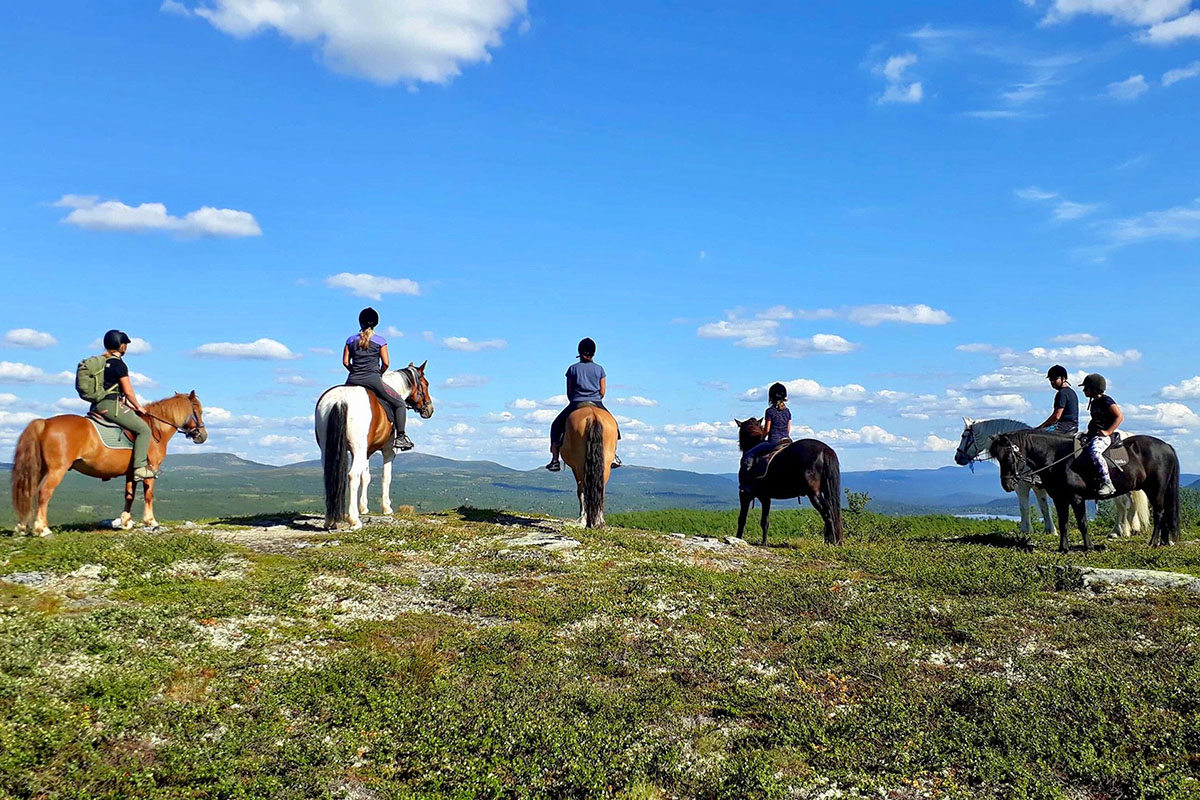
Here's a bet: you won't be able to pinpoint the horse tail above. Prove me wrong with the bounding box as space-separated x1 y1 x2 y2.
583 416 606 529
11 420 45 529
1162 451 1181 545
821 446 843 545
1131 489 1151 534
322 403 351 525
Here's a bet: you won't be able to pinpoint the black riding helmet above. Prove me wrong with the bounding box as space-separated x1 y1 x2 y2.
577 337 596 358
1046 364 1069 382
1082 373 1107 395
103 330 131 351
358 307 379 330
768 382 788 402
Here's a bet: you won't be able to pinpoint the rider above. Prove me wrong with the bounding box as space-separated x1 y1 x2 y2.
1036 365 1079 434
741 383 791 485
1082 373 1123 497
93 329 156 482
343 307 413 452
544 337 621 472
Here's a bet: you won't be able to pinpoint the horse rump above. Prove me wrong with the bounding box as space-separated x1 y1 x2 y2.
322 403 351 527
583 416 606 528
11 420 45 530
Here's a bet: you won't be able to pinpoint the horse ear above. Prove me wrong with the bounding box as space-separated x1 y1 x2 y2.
407 361 414 368
963 416 972 427
418 360 427 371
733 418 742 427
189 390 196 399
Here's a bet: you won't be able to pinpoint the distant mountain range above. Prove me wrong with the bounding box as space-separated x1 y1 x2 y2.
2 452 1197 527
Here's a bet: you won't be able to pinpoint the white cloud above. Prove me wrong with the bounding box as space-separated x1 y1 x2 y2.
1050 332 1099 344
4 328 57 349
1043 0 1191 26
482 411 514 423
192 338 300 360
175 0 528 86
523 409 558 424
0 392 18 405
1015 186 1059 201
323 273 420 300
877 53 923 104
837 406 858 419
844 304 952 326
442 336 507 352
956 343 1003 353
88 336 153 355
54 396 87 411
1161 376 1200 399
696 318 779 347
979 393 1033 412
923 434 958 452
739 378 868 403
256 434 306 448
275 374 314 386
0 409 39 429
1141 9 1200 42
508 398 539 410
129 371 158 388
1126 402 1200 431
384 326 404 338
53 194 261 237
1163 60 1200 84
440 374 491 389
445 423 477 436
776 334 860 357
0 361 73 385
1016 186 1098 221
617 395 658 407
1106 199 1200 243
1108 73 1149 100
1002 345 1141 368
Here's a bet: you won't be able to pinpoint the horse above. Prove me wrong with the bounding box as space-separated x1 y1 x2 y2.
955 417 1150 538
988 429 1180 552
560 404 619 528
734 418 843 546
314 362 433 530
10 392 207 535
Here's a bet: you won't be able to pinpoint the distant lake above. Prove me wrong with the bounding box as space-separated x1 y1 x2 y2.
954 513 1022 522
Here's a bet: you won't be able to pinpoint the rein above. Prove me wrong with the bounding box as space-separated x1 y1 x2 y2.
138 400 205 441
1005 440 1075 485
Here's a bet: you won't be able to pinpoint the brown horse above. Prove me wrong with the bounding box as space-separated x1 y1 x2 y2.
10 392 207 535
560 404 619 528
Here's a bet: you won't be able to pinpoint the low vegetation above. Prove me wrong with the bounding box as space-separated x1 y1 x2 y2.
1 506 1198 798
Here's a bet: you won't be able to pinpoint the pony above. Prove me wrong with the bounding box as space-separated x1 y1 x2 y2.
10 392 207 535
989 429 1180 552
560 404 619 528
956 417 1150 538
734 418 843 546
314 363 433 530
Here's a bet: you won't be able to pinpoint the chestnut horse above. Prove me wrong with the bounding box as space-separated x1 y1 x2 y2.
560 404 619 528
315 363 434 530
10 392 207 535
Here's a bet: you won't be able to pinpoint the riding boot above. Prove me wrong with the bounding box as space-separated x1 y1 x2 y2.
394 430 414 451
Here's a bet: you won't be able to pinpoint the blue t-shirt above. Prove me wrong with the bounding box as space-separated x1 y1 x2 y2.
346 334 388 380
1053 386 1079 433
566 360 605 402
765 406 791 443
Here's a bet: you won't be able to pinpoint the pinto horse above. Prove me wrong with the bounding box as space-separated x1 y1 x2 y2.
989 430 1181 552
10 392 207 535
735 418 843 546
315 363 434 530
561 404 619 528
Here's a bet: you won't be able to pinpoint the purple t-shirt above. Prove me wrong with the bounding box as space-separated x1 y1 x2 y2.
346 334 387 379
765 406 791 443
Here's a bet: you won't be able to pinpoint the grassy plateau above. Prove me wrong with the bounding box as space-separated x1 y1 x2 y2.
1 506 1198 799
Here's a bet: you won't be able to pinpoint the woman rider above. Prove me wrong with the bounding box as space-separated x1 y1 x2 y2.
545 337 621 471
1081 373 1123 497
92 329 156 482
343 307 413 451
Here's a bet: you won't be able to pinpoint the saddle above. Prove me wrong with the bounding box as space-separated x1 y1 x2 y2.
87 412 135 450
739 439 792 488
1072 432 1130 469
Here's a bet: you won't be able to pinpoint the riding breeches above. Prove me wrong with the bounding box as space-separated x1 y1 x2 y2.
549 401 620 448
1087 434 1112 484
92 398 152 470
346 373 407 431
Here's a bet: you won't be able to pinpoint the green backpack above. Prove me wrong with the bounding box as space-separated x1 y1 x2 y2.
75 354 117 404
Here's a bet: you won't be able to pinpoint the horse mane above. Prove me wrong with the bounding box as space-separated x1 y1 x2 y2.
971 418 1030 439
145 393 193 425
738 419 765 452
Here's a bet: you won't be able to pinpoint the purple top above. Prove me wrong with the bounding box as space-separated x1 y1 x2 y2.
346 334 388 379
764 406 791 443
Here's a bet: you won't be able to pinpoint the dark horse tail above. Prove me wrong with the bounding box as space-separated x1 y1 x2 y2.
584 416 606 529
1162 446 1181 545
821 445 844 545
322 403 350 527
11 420 45 529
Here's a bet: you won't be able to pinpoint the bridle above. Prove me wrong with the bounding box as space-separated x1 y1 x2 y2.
403 366 432 415
996 437 1075 486
138 396 206 441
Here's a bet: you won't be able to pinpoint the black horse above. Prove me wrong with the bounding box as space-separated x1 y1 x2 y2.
734 418 844 545
989 430 1181 552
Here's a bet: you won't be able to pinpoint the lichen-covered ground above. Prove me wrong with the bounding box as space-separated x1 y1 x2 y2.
2 508 1199 799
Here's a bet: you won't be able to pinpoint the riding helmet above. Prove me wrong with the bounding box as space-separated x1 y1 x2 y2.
102 330 131 351
358 307 379 330
1082 373 1107 394
768 382 788 402
577 337 597 358
1046 364 1068 382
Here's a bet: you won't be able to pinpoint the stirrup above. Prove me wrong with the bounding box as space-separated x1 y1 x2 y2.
394 432 414 451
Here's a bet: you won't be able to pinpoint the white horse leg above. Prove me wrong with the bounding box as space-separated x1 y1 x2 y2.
1034 486 1055 536
359 458 372 516
1017 483 1033 535
570 485 587 528
380 452 394 515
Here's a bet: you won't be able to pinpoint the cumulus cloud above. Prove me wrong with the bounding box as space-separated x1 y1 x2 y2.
192 338 300 360
482 411 515 423
1160 376 1200 399
844 304 952 326
256 434 306 447
0 409 39 429
1001 345 1141 368
1141 9 1200 42
1050 332 1099 344
923 434 958 452
776 334 860 357
523 409 558 424
323 272 420 300
877 53 924 104
0 392 18 405
837 406 858 419
1042 0 1191 26
172 0 528 86
739 378 868 403
441 336 507 352
1108 73 1149 100
445 423 478 436
440 374 491 389
1126 402 1200 431
956 343 1003 353
696 318 780 348
0 361 73 385
4 328 57 349
616 395 658 407
88 336 153 355
53 194 261 237
1163 60 1200 84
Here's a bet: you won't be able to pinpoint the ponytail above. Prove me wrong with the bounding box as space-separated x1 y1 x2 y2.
358 327 373 351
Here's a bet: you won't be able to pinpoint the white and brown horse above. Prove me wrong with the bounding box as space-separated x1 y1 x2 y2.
315 363 433 530
10 392 207 535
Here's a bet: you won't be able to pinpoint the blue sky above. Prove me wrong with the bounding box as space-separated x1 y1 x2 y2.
1 0 1197 473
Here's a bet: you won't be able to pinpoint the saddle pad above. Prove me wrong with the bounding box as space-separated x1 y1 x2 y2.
90 418 134 450
1071 433 1129 468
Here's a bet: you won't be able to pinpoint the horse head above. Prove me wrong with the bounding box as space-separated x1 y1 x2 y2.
989 433 1021 492
407 361 435 419
733 417 766 452
954 416 977 466
184 389 208 444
